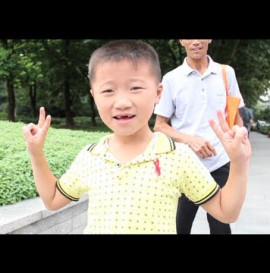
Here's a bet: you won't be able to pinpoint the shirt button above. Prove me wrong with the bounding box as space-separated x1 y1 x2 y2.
117 163 121 167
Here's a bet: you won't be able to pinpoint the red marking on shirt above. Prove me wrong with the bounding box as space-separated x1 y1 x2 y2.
154 158 161 176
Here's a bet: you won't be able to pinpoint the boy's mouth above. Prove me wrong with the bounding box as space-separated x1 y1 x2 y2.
114 115 135 120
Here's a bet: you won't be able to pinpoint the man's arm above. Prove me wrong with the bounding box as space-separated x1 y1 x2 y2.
154 115 216 159
201 110 251 223
248 108 254 126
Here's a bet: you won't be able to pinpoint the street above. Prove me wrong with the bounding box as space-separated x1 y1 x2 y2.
192 131 270 234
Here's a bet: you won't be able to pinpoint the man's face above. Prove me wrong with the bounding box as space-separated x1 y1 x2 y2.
179 39 212 60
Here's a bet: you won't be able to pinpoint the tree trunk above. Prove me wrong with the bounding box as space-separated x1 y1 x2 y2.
2 39 16 122
228 40 241 65
29 81 37 118
64 79 74 127
7 78 15 122
63 39 74 128
89 93 97 126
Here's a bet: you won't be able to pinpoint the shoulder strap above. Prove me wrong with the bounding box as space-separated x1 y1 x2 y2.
221 64 229 95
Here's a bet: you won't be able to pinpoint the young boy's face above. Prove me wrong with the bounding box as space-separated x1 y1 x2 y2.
91 59 162 136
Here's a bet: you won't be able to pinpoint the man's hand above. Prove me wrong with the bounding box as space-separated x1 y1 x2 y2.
186 136 217 159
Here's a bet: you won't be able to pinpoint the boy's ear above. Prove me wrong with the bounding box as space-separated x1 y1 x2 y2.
155 83 163 104
90 89 94 97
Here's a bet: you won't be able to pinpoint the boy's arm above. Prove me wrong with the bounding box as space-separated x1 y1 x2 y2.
23 107 71 210
201 110 251 223
154 115 216 159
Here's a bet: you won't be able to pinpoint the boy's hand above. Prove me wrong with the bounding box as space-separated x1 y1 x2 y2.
209 110 251 163
23 107 51 156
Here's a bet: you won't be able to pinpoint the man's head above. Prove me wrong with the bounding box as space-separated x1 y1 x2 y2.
179 39 212 60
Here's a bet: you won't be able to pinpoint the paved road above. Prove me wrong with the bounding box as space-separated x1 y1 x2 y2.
191 131 270 234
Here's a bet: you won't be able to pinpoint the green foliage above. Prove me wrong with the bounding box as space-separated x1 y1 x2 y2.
257 107 270 121
1 39 270 124
261 108 270 121
0 111 7 120
259 125 270 134
0 120 108 206
209 39 270 108
144 39 185 75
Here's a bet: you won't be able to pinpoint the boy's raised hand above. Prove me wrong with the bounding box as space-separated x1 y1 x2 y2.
209 110 252 163
23 107 51 156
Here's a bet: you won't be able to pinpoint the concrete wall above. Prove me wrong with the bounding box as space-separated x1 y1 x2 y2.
0 195 88 234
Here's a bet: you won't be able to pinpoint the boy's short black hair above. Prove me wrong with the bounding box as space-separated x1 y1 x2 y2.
88 40 161 86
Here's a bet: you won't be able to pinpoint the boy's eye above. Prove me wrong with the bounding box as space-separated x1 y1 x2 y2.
130 87 143 91
102 89 113 94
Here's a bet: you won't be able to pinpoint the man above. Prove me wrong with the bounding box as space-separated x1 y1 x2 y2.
239 106 254 137
154 39 244 234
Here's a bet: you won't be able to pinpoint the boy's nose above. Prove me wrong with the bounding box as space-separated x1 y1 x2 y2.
114 95 132 109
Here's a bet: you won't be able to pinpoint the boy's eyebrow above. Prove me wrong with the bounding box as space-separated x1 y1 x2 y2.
96 80 115 88
129 78 147 83
97 78 148 88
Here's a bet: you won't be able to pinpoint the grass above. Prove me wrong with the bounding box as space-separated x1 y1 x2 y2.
0 119 108 206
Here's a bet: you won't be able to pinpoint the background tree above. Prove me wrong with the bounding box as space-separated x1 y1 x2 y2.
0 40 20 121
1 39 270 125
209 39 270 108
15 40 44 119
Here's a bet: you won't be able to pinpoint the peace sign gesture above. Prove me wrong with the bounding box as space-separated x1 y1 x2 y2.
23 107 51 156
209 110 252 163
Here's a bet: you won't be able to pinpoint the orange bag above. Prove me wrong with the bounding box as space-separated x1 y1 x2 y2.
221 64 240 129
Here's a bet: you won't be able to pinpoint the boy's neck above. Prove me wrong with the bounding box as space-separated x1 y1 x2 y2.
108 129 154 164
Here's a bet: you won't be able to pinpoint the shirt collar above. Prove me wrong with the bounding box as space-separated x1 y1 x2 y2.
182 55 219 76
89 132 175 163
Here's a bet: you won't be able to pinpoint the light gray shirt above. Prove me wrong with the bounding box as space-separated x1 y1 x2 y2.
154 56 244 172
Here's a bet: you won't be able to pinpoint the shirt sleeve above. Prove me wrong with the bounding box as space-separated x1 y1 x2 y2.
57 145 93 201
154 75 175 118
247 108 254 119
178 145 220 205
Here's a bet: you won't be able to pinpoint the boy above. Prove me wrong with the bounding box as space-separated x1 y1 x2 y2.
23 40 251 234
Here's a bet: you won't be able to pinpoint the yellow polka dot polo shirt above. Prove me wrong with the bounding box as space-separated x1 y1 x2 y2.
57 132 219 234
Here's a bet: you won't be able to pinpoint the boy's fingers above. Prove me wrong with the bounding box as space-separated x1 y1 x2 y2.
209 110 232 140
209 119 223 140
23 124 38 139
232 126 248 143
38 107 45 128
42 115 51 134
216 110 229 132
22 125 31 138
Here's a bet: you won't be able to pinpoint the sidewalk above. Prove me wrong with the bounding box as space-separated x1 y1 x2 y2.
191 131 270 234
